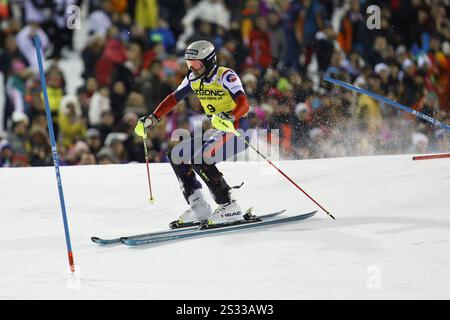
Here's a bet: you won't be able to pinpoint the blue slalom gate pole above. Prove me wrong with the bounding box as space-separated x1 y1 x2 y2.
324 76 450 132
33 36 75 273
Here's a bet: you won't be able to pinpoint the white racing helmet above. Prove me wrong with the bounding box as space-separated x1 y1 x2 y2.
185 40 217 81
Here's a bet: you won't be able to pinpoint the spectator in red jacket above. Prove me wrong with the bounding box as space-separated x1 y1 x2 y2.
248 16 272 69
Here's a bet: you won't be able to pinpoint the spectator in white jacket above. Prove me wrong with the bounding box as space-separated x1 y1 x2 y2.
176 0 230 51
24 0 53 25
87 0 113 37
88 87 111 126
15 22 49 73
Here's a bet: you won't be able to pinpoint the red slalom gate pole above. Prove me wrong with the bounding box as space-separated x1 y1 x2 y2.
240 136 335 220
212 114 334 219
413 153 450 161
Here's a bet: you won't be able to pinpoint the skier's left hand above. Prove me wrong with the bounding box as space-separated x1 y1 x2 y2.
211 113 237 134
217 112 235 123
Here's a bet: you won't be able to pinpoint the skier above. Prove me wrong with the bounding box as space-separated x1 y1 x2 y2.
135 40 250 227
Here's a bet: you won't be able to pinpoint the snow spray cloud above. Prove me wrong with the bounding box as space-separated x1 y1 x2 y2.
169 126 280 165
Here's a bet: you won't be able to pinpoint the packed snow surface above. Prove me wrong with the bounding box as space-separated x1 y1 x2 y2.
1 155 449 299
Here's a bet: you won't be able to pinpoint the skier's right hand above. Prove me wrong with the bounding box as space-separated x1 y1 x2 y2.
135 114 160 138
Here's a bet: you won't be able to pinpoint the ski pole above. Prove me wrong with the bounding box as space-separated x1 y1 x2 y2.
239 135 334 220
142 137 155 203
211 115 335 219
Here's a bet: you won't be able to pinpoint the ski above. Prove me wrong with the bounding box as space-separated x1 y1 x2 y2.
91 224 199 245
91 209 286 245
121 210 316 246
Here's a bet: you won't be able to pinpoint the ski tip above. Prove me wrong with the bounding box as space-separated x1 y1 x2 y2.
91 237 100 242
121 237 135 246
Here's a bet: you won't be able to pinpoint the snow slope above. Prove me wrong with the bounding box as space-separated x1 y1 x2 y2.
1 155 449 299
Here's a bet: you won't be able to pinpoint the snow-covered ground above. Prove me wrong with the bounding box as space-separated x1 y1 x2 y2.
1 155 450 299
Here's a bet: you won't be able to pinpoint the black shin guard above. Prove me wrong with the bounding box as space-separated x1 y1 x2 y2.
192 163 231 204
168 154 202 203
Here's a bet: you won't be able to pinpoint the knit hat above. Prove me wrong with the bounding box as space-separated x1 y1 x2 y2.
12 111 29 126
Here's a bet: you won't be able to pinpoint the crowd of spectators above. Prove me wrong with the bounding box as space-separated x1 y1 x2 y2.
1 0 450 167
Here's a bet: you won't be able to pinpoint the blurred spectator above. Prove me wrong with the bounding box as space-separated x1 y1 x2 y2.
138 62 172 112
89 86 111 126
367 36 389 67
15 22 49 73
45 64 66 115
177 0 230 51
65 140 90 165
110 41 143 92
58 94 87 148
267 9 287 70
134 0 159 30
97 146 119 164
23 0 53 25
88 0 113 37
354 86 382 136
106 133 129 163
314 21 336 73
115 111 138 134
76 86 90 119
79 152 97 165
0 34 26 77
279 0 302 71
29 126 51 166
248 16 272 69
110 81 127 125
241 72 258 99
86 128 103 154
81 35 105 80
6 60 33 114
298 0 326 68
408 132 430 154
95 26 127 86
149 18 176 53
401 58 421 107
218 36 238 69
7 111 31 159
94 110 115 142
375 63 392 94
47 0 78 58
186 20 215 45
337 0 366 55
0 140 13 167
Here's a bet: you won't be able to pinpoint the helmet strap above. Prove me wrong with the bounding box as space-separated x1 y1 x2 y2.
186 63 217 83
204 64 218 82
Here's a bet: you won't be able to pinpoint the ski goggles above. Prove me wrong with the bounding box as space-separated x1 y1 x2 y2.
186 59 204 71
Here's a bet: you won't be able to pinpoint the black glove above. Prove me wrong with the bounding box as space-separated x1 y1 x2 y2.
217 112 235 123
139 114 160 129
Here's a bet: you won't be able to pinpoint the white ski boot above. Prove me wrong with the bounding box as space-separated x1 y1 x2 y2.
176 189 212 226
207 194 244 226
